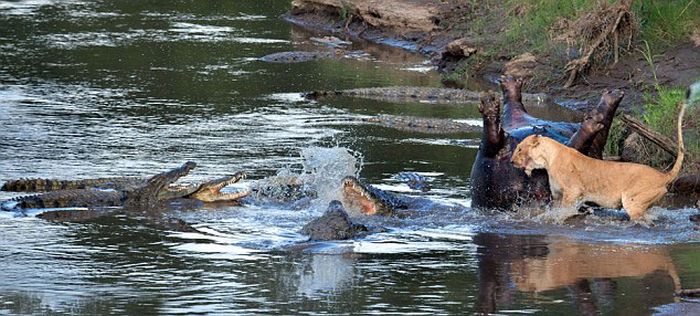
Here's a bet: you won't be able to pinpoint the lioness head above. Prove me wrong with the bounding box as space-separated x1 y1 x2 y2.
511 135 544 176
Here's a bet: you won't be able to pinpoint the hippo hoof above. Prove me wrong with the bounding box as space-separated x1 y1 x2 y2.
479 91 501 120
601 89 625 109
500 75 523 90
580 111 605 135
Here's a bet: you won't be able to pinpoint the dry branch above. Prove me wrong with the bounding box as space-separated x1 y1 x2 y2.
620 114 677 156
676 288 700 297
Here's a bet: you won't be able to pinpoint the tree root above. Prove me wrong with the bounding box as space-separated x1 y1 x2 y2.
563 1 636 88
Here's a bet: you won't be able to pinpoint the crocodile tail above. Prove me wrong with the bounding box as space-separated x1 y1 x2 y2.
1 177 144 192
666 104 686 183
1 178 75 192
10 189 124 209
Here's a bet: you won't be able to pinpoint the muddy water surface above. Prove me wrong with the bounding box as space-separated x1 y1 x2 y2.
0 1 699 315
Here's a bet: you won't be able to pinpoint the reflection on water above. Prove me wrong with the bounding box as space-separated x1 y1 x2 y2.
474 234 683 315
0 0 699 315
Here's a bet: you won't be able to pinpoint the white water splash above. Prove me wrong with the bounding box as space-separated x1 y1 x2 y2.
245 147 362 211
300 146 363 207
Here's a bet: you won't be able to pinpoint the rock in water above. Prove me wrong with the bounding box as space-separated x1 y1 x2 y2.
300 200 367 241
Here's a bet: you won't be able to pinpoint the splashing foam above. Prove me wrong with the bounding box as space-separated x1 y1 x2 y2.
247 147 362 211
300 147 363 208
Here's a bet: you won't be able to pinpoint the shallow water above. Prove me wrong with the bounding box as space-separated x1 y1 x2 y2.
0 1 699 315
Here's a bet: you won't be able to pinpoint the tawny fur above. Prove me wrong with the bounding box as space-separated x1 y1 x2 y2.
511 106 686 219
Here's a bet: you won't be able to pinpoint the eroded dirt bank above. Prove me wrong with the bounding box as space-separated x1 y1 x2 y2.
286 0 700 111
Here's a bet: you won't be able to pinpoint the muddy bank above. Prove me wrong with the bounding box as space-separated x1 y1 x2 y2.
286 0 700 112
285 0 455 55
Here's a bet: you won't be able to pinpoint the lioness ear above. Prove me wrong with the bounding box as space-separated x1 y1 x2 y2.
531 134 542 145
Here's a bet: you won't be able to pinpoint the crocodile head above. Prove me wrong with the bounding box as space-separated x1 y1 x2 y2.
124 161 197 210
188 171 250 203
341 176 394 216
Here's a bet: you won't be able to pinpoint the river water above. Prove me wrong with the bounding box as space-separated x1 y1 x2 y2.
0 1 698 315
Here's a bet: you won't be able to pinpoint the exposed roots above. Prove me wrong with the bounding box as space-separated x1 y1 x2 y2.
551 0 639 88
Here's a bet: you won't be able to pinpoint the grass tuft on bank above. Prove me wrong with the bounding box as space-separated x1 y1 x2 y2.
456 0 699 75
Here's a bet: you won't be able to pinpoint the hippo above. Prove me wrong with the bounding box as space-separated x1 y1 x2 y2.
469 76 623 210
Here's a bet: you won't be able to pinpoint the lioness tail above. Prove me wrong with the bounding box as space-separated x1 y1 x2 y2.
666 104 686 182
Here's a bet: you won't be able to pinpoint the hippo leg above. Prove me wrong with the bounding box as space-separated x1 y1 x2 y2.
566 89 623 156
478 91 505 158
586 89 625 159
566 109 605 153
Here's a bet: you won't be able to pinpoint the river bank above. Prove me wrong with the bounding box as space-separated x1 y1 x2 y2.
286 0 700 176
286 0 700 112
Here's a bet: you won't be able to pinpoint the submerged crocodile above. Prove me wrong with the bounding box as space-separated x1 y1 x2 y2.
304 86 552 105
300 200 370 241
362 114 480 134
1 164 249 217
260 50 340 63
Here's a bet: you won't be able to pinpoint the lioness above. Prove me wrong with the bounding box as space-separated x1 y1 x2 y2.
511 105 686 220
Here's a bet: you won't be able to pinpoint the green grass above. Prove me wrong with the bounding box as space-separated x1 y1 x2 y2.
641 86 700 169
338 1 352 21
633 0 700 51
464 0 698 59
502 0 600 54
604 118 626 157
641 86 686 136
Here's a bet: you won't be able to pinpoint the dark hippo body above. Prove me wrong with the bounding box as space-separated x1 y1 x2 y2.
470 76 623 209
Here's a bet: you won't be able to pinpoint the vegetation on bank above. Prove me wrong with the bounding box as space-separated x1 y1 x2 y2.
460 0 699 58
603 80 699 172
600 36 699 172
446 0 699 82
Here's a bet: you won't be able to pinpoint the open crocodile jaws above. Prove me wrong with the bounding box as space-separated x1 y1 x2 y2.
341 176 405 216
187 172 250 202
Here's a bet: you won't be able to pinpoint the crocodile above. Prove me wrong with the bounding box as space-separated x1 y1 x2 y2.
340 176 426 217
260 50 341 63
395 172 432 192
2 177 143 192
304 86 553 105
470 76 622 210
299 200 370 241
310 36 351 48
362 114 480 134
1 164 249 217
1 162 197 226
2 172 248 204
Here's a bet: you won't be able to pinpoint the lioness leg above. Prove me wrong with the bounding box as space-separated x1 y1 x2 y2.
587 89 624 159
621 188 666 220
479 91 505 158
558 191 580 208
